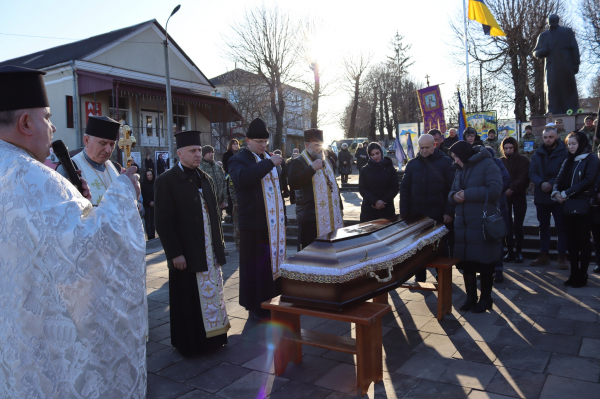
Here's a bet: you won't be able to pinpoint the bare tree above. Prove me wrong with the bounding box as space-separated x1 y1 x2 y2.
581 0 600 60
225 5 300 149
342 53 372 138
449 0 568 121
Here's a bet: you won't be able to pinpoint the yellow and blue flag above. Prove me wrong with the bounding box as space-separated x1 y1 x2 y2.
458 90 468 140
468 0 506 37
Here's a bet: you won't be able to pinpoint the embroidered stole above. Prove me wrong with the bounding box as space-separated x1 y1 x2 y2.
300 150 344 237
252 152 286 280
196 193 230 338
73 152 119 206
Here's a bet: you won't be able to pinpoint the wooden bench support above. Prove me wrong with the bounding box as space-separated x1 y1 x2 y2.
397 256 459 320
263 297 390 396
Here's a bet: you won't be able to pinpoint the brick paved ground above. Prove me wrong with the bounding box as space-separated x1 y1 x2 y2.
145 176 600 399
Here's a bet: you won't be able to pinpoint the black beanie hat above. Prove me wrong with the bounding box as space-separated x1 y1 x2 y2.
247 118 269 139
449 141 475 165
202 145 214 157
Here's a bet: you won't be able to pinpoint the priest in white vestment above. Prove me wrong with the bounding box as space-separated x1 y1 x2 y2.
56 115 123 206
0 65 147 397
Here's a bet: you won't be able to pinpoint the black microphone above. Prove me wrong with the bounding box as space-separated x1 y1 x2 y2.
51 140 84 194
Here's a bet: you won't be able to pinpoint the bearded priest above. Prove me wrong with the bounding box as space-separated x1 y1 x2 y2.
0 65 147 397
288 128 344 251
154 130 229 356
229 118 286 320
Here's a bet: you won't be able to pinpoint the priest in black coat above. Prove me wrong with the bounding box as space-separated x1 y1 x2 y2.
155 130 229 357
288 129 344 251
229 118 286 320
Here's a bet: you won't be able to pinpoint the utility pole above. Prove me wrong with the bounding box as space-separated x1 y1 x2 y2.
164 4 181 166
463 0 470 112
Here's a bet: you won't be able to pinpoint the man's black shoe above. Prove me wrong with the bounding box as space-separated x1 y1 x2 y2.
503 252 514 263
514 253 524 264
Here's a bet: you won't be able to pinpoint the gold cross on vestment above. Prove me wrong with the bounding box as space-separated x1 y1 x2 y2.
91 179 104 190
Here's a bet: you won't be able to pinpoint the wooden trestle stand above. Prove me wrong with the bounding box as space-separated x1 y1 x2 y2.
263 256 459 395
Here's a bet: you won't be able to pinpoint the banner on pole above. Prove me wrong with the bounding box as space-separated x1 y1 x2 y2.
466 111 497 139
416 85 447 134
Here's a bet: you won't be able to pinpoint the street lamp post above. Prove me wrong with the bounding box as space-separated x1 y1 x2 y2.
164 4 180 167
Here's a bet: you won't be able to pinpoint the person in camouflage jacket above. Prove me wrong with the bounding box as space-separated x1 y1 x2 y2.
519 125 542 161
199 146 228 208
484 129 501 158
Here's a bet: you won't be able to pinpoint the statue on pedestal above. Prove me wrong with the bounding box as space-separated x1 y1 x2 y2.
533 14 580 115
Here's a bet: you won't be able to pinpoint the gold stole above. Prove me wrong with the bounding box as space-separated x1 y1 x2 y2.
196 193 230 338
252 152 286 280
300 150 344 237
73 152 119 206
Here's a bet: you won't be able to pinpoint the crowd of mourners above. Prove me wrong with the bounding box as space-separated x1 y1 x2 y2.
136 117 599 316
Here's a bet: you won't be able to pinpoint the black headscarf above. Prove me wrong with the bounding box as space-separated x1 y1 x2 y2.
566 131 590 160
449 141 475 166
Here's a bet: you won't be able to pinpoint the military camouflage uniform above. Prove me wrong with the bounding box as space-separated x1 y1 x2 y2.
519 132 542 161
484 137 502 157
199 159 228 205
581 126 597 152
557 128 568 144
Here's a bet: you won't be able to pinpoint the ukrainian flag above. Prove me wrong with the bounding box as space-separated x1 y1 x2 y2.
458 90 468 140
468 0 506 37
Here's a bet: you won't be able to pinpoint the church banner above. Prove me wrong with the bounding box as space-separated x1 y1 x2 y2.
466 111 497 139
416 85 447 134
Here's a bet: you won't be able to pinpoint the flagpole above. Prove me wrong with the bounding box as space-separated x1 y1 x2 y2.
463 0 470 112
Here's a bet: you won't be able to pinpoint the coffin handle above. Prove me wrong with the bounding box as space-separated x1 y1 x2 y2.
368 266 393 283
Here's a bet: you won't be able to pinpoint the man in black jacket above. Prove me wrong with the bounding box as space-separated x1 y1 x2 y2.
529 126 569 268
430 129 449 155
444 128 459 149
144 153 154 173
400 134 455 282
288 129 343 251
154 130 229 357
229 118 285 320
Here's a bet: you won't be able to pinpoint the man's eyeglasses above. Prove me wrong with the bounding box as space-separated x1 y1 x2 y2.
249 138 269 146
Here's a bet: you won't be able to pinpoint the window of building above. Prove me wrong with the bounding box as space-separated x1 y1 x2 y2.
109 96 130 125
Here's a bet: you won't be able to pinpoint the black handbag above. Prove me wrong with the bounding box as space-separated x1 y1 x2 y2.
561 196 591 215
482 188 507 241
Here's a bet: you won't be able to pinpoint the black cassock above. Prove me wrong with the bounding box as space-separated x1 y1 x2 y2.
155 164 228 356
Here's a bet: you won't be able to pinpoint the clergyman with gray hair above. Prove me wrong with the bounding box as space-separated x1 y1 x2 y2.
528 126 569 268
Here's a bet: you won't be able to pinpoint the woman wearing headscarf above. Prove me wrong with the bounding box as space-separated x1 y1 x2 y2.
448 141 503 313
359 142 399 222
552 131 599 288
338 143 353 184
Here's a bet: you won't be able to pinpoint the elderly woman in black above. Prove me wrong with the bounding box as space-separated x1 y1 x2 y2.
552 131 599 288
359 142 399 222
448 141 503 313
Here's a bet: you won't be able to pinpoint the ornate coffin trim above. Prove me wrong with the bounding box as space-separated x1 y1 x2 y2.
281 226 448 283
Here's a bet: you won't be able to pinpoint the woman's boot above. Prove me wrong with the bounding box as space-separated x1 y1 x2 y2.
472 273 494 313
459 272 478 311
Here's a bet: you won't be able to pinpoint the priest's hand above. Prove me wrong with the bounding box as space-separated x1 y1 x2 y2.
271 154 283 166
124 166 141 198
172 255 187 270
541 182 552 192
312 159 324 171
79 175 92 201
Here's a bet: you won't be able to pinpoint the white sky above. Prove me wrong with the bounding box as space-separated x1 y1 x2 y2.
0 0 589 144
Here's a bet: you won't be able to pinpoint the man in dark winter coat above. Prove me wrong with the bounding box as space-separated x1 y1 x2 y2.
229 118 286 320
400 134 455 282
144 153 155 173
355 143 368 170
288 129 343 251
154 130 229 356
430 129 449 155
444 128 459 149
338 143 353 184
529 126 569 268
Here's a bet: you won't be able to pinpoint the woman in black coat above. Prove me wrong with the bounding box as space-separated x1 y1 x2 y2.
141 168 156 239
338 143 353 184
355 143 368 171
552 131 599 288
359 142 399 222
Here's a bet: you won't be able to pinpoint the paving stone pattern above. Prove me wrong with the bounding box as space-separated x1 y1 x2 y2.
145 189 600 398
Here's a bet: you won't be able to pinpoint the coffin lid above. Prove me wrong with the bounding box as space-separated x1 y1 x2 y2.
281 215 448 283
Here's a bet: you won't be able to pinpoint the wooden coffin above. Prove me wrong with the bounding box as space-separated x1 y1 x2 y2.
280 215 448 310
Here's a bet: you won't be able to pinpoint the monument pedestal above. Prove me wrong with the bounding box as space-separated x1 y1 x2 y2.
531 112 597 138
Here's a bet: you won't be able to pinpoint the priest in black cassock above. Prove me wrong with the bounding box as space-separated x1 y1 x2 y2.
288 129 344 251
229 118 286 320
155 130 229 357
